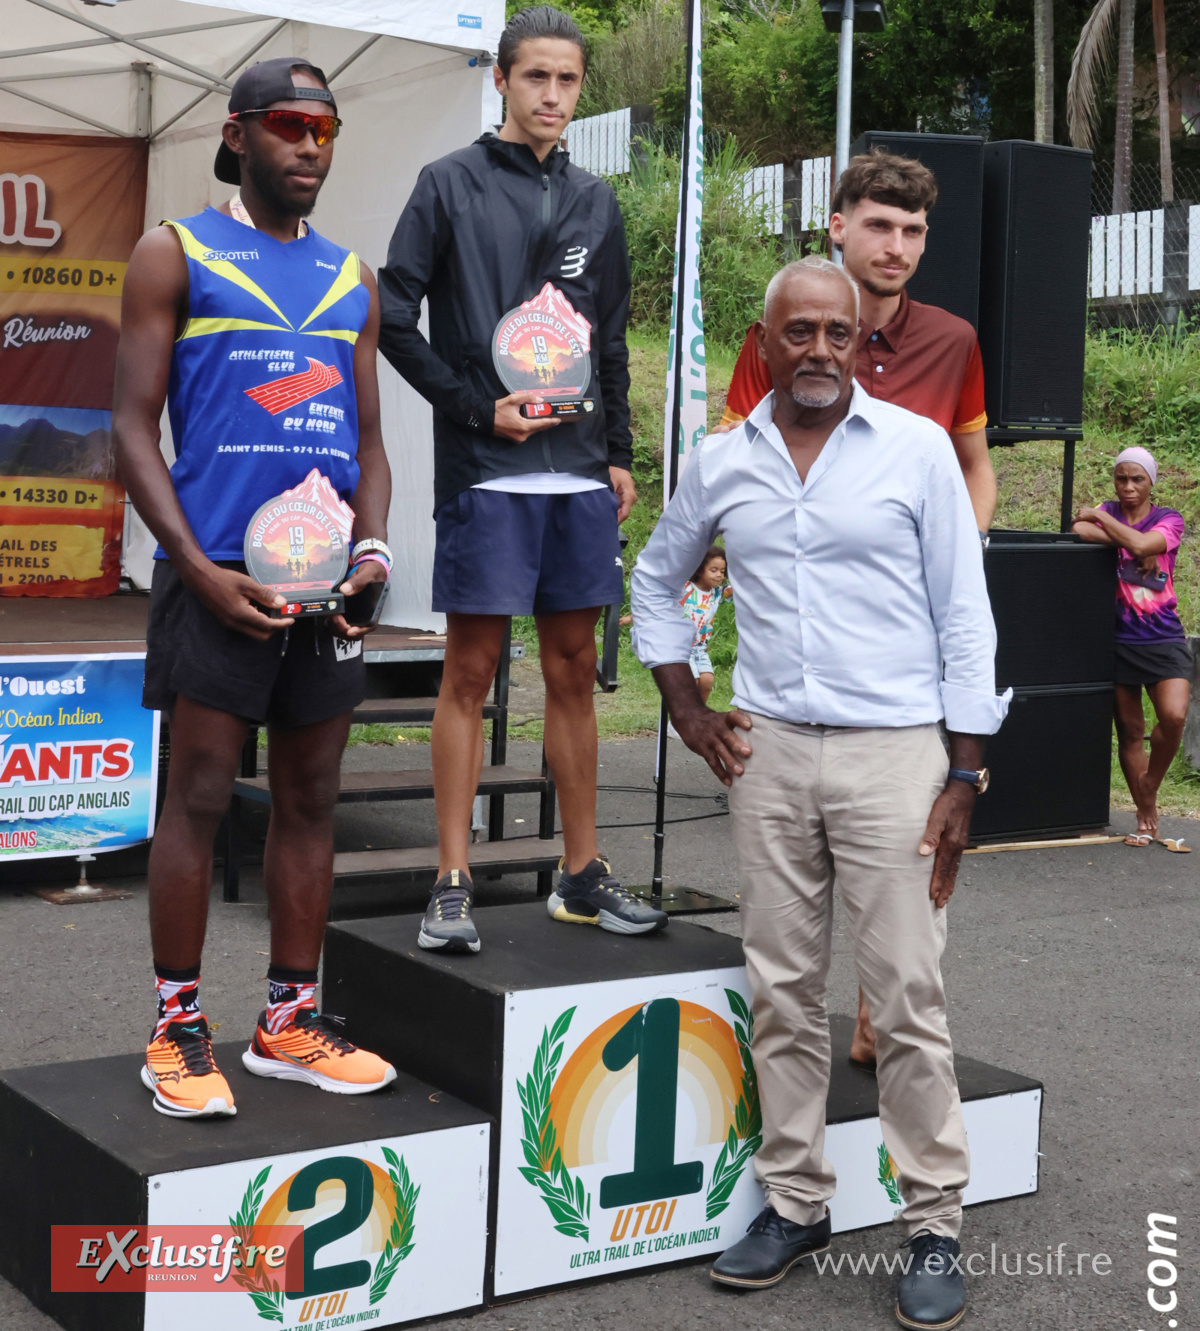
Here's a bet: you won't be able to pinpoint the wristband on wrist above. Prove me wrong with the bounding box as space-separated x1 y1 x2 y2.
350 552 391 580
351 538 393 565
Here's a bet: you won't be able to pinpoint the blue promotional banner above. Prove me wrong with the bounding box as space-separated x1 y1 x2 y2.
0 653 158 860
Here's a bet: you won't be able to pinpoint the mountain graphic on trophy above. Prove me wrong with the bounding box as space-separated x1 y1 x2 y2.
492 282 596 419
243 468 354 618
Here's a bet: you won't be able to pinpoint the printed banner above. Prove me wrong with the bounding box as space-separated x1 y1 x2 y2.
141 1126 490 1330
0 654 159 859
0 133 148 597
494 968 764 1296
661 0 707 507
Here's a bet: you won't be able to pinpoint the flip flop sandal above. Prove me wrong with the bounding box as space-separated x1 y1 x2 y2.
1124 833 1153 847
1158 837 1192 853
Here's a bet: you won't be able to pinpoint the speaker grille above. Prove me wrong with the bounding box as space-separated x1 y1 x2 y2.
850 131 984 328
970 685 1113 840
979 142 1093 428
985 534 1116 688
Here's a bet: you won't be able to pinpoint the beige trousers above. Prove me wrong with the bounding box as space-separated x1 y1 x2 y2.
728 714 969 1238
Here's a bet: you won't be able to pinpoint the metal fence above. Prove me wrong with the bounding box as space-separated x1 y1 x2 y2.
1088 203 1200 328
1090 160 1200 216
740 158 832 236
564 107 633 178
566 109 829 242
1086 162 1200 327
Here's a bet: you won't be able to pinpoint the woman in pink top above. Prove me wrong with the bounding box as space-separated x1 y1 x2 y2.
1074 446 1191 850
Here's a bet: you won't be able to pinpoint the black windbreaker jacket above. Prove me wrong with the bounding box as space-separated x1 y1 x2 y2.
377 133 633 513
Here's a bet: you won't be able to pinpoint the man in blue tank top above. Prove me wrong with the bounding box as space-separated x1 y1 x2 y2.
113 58 396 1119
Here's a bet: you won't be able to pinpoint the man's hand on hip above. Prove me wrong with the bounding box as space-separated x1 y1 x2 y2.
919 781 976 908
493 392 563 442
610 466 637 523
183 561 292 641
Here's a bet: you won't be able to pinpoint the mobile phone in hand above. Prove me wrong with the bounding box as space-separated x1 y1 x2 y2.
343 579 389 628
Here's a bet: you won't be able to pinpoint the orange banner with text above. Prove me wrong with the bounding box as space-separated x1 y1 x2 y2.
0 133 147 597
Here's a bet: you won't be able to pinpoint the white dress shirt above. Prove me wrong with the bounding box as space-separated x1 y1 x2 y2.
631 384 1011 734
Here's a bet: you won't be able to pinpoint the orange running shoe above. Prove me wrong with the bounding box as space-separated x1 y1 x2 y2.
242 1008 396 1094
141 1017 236 1118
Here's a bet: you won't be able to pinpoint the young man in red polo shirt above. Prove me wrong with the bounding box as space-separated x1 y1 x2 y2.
720 150 995 535
718 150 996 1070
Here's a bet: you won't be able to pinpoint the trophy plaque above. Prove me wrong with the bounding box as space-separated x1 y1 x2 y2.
243 469 354 618
492 281 595 418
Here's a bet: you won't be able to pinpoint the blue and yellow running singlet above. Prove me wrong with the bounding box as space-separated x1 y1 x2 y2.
161 207 369 560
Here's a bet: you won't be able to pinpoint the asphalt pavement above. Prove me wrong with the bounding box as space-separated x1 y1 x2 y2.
1 735 1196 1330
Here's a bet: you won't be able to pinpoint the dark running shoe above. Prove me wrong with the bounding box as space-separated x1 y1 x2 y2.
547 857 668 935
418 870 480 953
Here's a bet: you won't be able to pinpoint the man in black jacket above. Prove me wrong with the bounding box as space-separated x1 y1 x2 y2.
378 5 666 953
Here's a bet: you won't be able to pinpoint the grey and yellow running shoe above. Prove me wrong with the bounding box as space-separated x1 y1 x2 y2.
547 857 668 935
418 870 480 953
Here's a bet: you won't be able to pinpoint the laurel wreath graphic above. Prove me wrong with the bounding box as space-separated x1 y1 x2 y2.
369 1148 420 1305
877 1143 903 1206
516 1005 592 1242
705 988 763 1220
230 1166 285 1323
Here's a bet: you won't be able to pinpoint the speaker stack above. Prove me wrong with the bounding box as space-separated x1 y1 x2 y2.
971 532 1116 841
977 141 1094 431
849 130 984 329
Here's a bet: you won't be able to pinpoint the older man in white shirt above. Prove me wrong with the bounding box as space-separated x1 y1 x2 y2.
630 256 1009 1331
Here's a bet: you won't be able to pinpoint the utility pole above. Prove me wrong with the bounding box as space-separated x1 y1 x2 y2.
823 0 887 261
1033 0 1053 143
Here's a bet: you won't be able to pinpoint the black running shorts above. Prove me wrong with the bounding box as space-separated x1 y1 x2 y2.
142 560 366 728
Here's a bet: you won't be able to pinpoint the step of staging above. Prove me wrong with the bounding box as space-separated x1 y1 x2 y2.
0 1047 491 1331
351 697 502 725
331 833 565 883
323 902 1043 1301
232 764 549 808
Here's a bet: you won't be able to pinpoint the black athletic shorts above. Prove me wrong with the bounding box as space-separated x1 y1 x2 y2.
142 560 366 728
1113 638 1194 687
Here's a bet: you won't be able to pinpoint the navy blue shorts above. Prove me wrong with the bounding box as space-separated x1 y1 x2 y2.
432 487 624 615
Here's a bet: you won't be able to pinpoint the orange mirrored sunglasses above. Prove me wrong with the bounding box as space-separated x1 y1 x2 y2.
234 109 341 147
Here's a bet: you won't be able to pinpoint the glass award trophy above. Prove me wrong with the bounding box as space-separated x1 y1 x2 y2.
243 469 354 618
491 281 596 419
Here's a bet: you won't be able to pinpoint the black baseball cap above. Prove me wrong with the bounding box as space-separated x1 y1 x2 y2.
214 57 338 185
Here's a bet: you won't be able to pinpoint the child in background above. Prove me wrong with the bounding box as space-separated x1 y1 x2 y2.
680 546 732 703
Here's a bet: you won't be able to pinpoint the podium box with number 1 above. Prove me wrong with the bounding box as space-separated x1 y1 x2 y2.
323 904 1043 1300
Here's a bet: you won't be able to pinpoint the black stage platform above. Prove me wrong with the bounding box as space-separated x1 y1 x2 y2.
0 591 448 663
0 1049 491 1331
324 904 1043 1299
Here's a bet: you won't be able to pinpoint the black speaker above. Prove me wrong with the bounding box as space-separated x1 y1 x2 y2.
971 531 1116 841
978 141 1093 429
983 531 1116 689
970 684 1114 840
848 131 984 328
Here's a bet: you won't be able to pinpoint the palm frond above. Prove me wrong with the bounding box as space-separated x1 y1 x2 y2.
1067 0 1123 149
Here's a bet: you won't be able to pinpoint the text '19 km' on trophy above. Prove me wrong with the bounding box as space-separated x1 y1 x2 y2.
243 468 353 618
492 281 596 419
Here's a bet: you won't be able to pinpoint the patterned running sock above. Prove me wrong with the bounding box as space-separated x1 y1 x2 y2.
153 963 203 1039
265 965 319 1034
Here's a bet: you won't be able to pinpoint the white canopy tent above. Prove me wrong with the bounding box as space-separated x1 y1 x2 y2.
1 0 506 629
